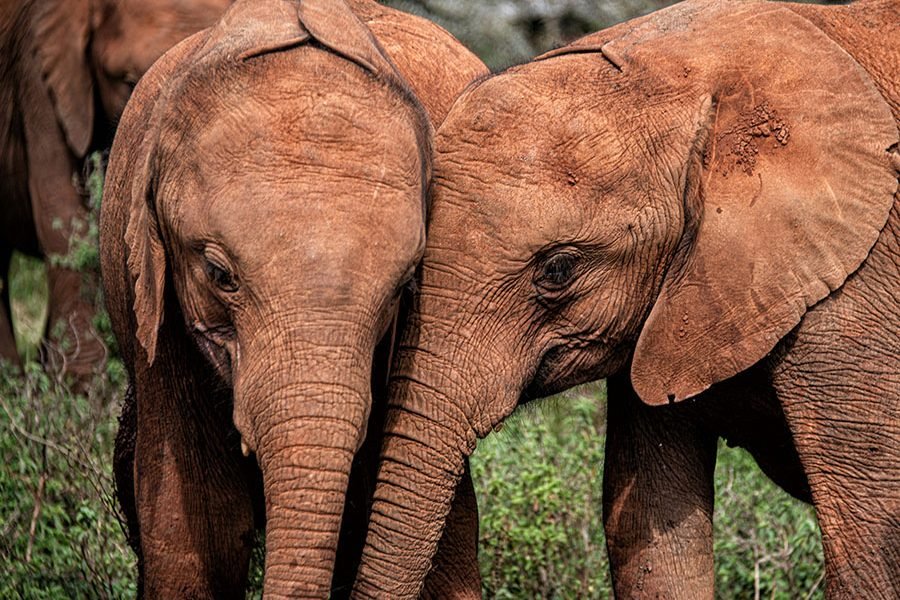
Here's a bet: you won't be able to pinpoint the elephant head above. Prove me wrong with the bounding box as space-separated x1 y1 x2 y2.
353 1 899 596
102 0 432 595
32 0 232 157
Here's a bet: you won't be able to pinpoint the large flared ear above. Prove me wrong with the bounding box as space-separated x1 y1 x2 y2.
33 0 94 157
615 1 899 405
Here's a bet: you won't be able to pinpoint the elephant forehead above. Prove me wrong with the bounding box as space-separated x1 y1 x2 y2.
154 65 424 216
153 53 427 274
165 109 425 255
197 97 421 187
435 66 638 199
168 52 423 180
167 165 425 285
431 77 640 258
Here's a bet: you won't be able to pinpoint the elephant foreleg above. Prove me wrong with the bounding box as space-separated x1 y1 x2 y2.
23 83 106 389
131 330 257 598
42 263 105 386
603 372 718 600
774 347 900 598
770 199 900 599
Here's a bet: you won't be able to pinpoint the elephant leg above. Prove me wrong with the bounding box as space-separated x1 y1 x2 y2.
42 262 105 388
773 351 900 598
0 246 20 367
131 325 257 598
768 201 900 599
113 383 142 585
422 458 481 600
27 166 105 389
603 372 718 600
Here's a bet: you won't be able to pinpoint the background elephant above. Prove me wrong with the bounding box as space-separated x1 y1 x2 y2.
0 0 232 387
100 0 486 597
354 0 900 598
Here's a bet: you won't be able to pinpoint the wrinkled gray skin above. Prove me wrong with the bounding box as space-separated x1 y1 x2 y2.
100 0 486 597
354 1 899 598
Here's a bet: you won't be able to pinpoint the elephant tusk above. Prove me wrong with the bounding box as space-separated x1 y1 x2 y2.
241 440 251 457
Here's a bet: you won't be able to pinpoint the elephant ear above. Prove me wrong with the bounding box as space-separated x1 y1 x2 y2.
613 1 899 404
123 150 166 365
33 0 94 157
109 34 207 364
204 0 402 84
297 0 402 83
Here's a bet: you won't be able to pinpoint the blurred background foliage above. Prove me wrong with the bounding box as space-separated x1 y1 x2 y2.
383 0 850 70
1 1 838 597
385 0 677 69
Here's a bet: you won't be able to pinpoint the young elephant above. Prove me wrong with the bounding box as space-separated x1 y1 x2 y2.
354 0 900 598
0 0 232 386
100 0 486 597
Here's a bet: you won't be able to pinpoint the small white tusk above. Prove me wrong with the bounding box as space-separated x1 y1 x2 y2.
241 440 250 457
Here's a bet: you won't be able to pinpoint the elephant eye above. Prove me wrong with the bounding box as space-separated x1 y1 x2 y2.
536 249 579 291
204 258 238 293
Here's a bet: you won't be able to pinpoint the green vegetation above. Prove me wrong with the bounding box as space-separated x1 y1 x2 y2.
470 390 825 599
0 361 134 599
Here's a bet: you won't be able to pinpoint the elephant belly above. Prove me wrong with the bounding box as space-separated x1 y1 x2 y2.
701 367 812 503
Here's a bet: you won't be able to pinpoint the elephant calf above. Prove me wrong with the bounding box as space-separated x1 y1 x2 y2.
354 0 900 598
100 0 486 597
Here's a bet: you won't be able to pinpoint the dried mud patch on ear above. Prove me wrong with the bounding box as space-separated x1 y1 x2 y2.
888 142 900 172
707 100 790 178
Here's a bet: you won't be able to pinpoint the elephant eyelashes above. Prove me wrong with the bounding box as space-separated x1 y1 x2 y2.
204 258 238 293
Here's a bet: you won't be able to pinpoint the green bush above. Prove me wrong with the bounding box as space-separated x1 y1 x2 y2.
0 363 134 599
472 393 609 598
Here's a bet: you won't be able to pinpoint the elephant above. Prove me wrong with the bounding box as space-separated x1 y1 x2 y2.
99 0 487 597
353 0 900 598
0 0 233 387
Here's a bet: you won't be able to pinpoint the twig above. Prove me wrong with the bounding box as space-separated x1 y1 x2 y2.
0 395 110 482
25 447 48 563
804 571 826 600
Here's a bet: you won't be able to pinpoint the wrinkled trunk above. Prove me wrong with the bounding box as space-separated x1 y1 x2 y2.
236 329 371 599
353 352 478 599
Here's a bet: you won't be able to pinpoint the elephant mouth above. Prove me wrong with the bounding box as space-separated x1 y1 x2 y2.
522 331 625 401
191 322 235 384
521 344 567 402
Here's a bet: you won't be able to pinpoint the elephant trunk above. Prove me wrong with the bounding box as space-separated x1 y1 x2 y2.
235 331 371 598
353 352 478 599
